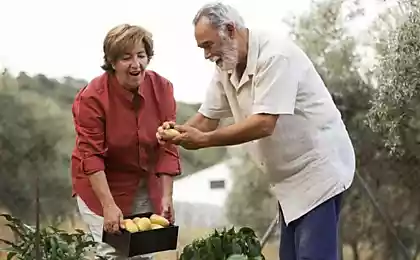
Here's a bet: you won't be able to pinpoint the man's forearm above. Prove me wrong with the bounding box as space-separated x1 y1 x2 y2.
203 114 277 147
160 174 174 198
88 171 116 208
185 113 219 132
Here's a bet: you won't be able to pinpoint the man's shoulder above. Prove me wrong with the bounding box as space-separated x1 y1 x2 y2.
252 28 308 64
253 29 292 52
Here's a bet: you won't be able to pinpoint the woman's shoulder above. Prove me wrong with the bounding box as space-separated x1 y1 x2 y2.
76 72 109 100
145 70 173 87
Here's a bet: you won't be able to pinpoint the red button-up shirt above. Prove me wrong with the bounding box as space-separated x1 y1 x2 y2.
71 71 181 217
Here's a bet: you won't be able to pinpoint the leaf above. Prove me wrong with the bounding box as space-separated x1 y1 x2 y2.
0 238 16 246
209 236 223 259
231 240 243 255
74 229 85 234
249 256 264 260
180 244 195 260
0 239 26 254
49 236 58 260
227 254 248 260
245 237 263 257
227 227 236 235
199 245 210 258
0 214 17 222
5 223 31 242
213 229 219 238
48 226 64 234
6 252 17 260
238 227 256 238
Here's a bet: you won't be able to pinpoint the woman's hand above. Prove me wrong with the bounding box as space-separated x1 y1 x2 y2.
103 203 124 233
161 195 175 224
156 121 180 145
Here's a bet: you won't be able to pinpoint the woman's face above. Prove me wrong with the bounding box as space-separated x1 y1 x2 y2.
113 41 149 91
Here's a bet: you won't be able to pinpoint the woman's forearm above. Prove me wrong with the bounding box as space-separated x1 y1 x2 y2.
88 171 116 208
161 174 174 198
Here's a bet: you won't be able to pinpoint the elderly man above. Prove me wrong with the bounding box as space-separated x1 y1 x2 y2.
157 2 355 260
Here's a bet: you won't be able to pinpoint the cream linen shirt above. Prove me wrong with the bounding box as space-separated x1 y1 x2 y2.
198 28 355 225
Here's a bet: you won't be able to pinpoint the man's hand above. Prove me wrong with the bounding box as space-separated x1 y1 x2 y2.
172 125 208 150
103 204 124 233
161 196 175 224
156 121 178 145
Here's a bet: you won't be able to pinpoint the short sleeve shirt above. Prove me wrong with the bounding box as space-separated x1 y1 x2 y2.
198 29 356 225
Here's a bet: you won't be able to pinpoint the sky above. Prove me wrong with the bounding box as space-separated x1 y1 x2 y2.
0 0 385 103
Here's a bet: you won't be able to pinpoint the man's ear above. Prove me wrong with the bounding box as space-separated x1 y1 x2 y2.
225 22 236 38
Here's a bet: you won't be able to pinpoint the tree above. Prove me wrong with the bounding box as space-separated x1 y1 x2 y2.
0 71 75 224
367 0 420 158
365 1 420 258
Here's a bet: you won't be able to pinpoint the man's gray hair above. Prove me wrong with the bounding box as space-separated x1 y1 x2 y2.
192 2 246 29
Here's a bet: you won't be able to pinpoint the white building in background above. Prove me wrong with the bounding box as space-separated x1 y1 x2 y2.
173 159 237 228
173 161 233 206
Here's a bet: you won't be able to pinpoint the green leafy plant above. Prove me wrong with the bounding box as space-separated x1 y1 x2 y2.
0 213 97 260
179 226 265 260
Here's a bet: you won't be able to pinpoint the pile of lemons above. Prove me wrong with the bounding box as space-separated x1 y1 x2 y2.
122 214 170 233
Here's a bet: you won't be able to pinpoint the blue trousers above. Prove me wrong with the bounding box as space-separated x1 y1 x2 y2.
279 194 342 260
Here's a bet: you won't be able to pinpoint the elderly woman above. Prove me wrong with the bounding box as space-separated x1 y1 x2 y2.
71 24 181 259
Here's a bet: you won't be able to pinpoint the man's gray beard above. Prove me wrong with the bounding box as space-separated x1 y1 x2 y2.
219 36 238 71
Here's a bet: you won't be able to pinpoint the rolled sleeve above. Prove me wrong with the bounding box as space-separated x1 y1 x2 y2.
155 146 181 176
80 156 104 175
252 55 301 115
73 91 106 175
155 80 181 176
198 70 232 119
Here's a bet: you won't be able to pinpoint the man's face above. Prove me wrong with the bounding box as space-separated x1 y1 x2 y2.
194 18 238 71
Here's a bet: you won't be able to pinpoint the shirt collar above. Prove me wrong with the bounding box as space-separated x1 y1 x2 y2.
109 72 147 102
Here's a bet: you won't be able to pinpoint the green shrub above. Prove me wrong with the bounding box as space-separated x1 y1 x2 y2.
0 214 96 260
179 226 265 260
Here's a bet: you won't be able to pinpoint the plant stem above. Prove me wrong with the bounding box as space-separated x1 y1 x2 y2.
35 169 40 260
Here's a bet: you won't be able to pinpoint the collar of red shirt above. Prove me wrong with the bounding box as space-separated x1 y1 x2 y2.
108 72 148 102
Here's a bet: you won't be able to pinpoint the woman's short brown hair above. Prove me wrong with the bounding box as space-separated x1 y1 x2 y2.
101 24 154 72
